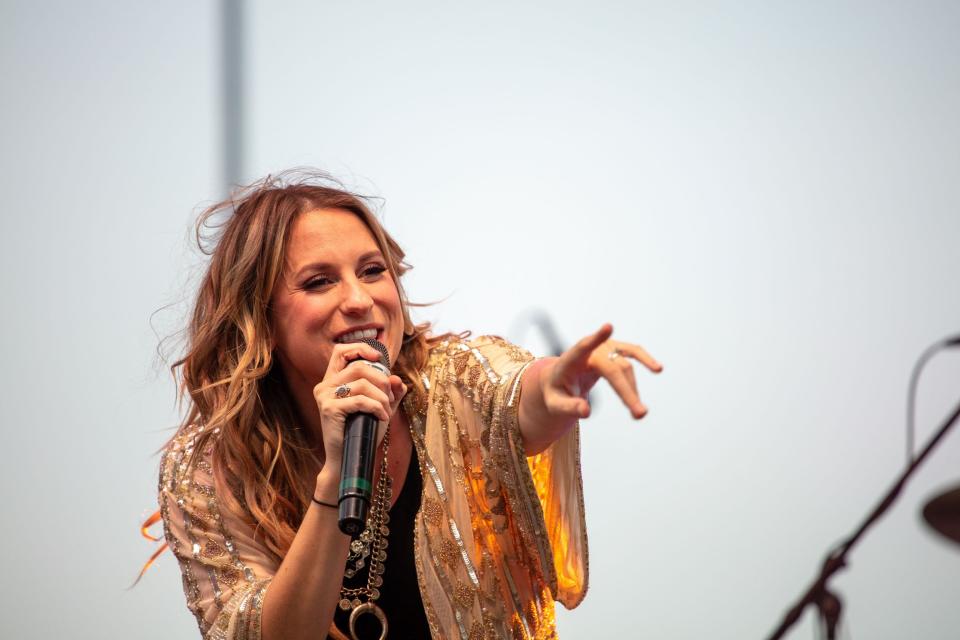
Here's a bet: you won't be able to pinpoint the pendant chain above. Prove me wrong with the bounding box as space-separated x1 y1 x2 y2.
339 424 392 610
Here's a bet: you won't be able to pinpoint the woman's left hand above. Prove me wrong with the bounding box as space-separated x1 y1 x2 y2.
542 323 662 421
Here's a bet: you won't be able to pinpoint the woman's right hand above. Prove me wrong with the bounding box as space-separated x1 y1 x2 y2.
311 342 407 485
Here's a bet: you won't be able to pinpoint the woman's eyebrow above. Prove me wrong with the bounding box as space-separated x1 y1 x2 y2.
357 250 385 264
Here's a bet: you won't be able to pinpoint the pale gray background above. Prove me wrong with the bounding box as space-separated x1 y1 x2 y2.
1 1 958 638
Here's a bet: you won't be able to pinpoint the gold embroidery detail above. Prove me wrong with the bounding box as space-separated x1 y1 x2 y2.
202 539 226 559
468 620 484 640
217 566 241 587
193 482 215 497
455 580 474 610
506 342 532 363
422 497 443 528
439 537 459 567
511 616 527 640
191 507 216 529
467 364 481 391
453 351 469 376
527 601 539 633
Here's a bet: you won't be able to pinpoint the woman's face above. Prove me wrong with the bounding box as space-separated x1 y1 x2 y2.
270 208 404 388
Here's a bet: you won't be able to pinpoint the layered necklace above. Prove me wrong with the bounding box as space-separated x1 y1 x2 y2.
339 424 393 640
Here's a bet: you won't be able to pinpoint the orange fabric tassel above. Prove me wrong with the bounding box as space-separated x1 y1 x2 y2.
141 508 164 542
131 508 169 587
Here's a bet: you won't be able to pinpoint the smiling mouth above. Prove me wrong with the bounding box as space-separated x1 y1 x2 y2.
334 328 380 343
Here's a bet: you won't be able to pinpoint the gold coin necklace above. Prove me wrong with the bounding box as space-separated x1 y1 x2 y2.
339 424 392 640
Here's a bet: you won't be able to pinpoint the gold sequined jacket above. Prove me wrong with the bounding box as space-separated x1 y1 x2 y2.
159 336 589 639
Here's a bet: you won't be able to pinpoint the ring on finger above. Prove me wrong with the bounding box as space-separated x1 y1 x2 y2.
608 348 622 361
335 384 352 399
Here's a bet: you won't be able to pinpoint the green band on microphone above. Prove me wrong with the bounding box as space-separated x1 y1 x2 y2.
340 477 372 492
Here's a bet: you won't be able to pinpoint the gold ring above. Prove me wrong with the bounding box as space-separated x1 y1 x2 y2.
335 384 352 399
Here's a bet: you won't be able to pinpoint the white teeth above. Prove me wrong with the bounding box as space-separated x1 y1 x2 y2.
336 328 379 343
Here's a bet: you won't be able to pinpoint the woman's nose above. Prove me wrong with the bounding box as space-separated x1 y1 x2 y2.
340 278 374 315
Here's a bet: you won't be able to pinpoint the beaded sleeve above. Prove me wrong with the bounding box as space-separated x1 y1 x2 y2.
158 426 276 640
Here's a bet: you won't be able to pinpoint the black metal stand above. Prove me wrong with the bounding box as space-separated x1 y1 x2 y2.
767 394 960 640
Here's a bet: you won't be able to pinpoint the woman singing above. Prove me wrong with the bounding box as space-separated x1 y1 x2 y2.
158 171 662 640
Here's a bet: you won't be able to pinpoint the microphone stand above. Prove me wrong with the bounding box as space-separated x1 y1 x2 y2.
767 394 960 640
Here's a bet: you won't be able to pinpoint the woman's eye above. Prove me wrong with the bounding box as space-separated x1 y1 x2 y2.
304 276 334 289
361 264 387 279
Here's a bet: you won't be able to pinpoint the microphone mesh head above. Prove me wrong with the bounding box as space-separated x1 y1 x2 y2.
358 337 391 370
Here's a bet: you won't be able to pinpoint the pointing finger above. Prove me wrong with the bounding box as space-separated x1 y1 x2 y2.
561 323 614 370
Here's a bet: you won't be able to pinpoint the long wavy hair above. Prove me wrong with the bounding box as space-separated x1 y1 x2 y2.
173 170 435 560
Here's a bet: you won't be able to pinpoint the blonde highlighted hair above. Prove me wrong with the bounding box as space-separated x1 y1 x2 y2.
172 170 434 559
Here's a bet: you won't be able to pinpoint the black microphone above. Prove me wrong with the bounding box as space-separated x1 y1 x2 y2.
338 337 391 536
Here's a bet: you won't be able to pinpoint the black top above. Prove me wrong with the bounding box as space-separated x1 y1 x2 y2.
331 445 432 639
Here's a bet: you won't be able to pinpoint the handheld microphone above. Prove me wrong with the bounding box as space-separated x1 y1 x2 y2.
337 337 391 536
